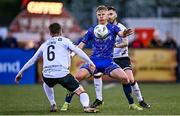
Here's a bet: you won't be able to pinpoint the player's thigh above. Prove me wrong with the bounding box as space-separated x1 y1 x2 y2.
43 77 57 87
59 74 80 92
110 68 129 84
124 69 134 83
75 68 91 81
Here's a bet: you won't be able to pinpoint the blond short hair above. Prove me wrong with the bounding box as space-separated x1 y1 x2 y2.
96 5 108 12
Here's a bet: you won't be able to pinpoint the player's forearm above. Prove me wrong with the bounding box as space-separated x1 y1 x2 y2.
73 47 95 66
71 42 86 57
19 51 41 73
19 58 36 74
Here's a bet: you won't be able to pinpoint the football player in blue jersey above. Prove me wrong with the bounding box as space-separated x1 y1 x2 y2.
60 5 143 111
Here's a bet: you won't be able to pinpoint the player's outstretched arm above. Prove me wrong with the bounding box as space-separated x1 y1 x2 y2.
73 47 95 67
15 57 36 84
118 29 133 37
15 46 43 84
68 40 95 70
73 47 95 72
70 42 86 57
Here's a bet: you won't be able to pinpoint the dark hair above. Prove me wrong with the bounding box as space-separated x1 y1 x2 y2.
49 23 61 35
96 5 108 12
107 6 116 12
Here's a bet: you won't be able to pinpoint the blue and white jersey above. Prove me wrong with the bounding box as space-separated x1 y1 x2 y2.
113 23 129 58
81 23 121 60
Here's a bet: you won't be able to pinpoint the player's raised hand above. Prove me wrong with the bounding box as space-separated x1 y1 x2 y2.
15 72 22 84
123 29 133 37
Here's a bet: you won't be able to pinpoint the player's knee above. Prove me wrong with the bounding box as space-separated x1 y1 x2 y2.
121 76 129 84
75 86 86 96
129 79 135 84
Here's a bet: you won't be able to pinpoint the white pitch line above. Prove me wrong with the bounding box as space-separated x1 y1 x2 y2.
103 83 117 90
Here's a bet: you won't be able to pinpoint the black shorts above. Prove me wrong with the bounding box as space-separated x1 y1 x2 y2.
43 74 80 92
113 57 132 70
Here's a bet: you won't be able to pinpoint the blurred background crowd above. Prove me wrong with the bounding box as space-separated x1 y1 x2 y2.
0 0 180 84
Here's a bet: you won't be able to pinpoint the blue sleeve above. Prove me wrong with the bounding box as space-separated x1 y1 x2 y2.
113 25 121 35
81 27 93 44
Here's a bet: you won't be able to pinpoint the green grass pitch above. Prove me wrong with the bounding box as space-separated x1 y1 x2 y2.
0 83 180 115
